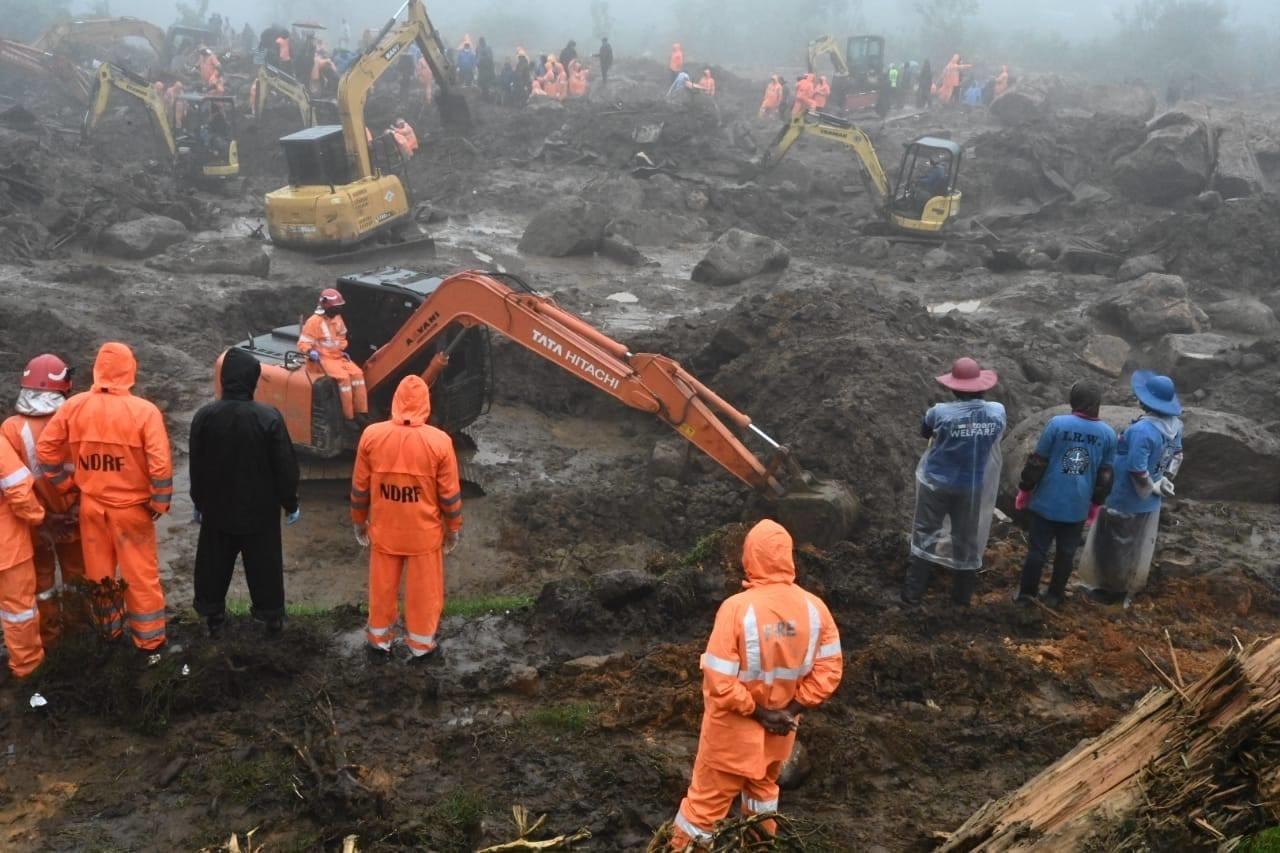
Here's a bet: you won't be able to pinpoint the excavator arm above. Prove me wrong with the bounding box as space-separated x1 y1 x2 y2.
760 111 890 206
338 0 467 180
84 63 176 159
362 270 788 496
34 17 167 60
254 63 314 125
807 36 850 77
0 39 93 105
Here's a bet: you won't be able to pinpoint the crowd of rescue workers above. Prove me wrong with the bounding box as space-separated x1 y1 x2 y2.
0 13 1193 848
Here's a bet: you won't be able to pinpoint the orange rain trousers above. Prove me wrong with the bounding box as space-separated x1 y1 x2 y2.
80 495 166 650
671 753 783 849
366 547 444 657
317 357 368 420
34 538 85 648
0 559 43 677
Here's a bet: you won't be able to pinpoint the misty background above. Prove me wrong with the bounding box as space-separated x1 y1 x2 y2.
6 0 1280 90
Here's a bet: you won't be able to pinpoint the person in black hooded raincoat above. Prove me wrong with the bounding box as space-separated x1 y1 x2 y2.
190 348 300 636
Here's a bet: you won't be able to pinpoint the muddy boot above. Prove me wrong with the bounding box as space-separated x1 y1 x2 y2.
901 558 932 605
1039 591 1064 610
264 617 284 638
207 613 226 639
1016 558 1044 603
950 570 977 607
365 645 392 665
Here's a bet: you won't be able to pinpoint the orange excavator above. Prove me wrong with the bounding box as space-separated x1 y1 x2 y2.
222 268 793 496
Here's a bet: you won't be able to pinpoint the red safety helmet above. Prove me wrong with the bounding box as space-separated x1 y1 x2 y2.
22 353 73 393
318 288 345 308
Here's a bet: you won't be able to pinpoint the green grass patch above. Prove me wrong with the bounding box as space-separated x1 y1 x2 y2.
524 702 595 734
682 528 728 568
443 594 534 618
208 750 296 805
1240 828 1280 853
224 600 333 618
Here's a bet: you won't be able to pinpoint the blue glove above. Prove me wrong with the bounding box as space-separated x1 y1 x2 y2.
193 509 203 525
286 508 301 526
307 350 320 362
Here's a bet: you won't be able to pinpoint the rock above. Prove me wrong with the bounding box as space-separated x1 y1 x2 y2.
527 97 565 112
684 189 710 212
990 86 1047 125
1070 183 1113 208
1150 333 1235 391
1213 119 1267 199
608 211 707 247
1116 254 1165 282
1021 249 1053 270
563 654 622 673
503 664 540 697
1204 296 1279 335
579 175 645 212
517 198 610 257
1003 405 1280 503
1087 83 1157 122
146 240 271 278
651 437 688 479
1195 190 1223 211
591 569 657 609
1111 111 1214 203
922 247 961 271
598 234 651 267
1081 335 1131 377
860 236 891 260
97 215 188 259
691 228 790 286
777 741 812 790
774 479 860 547
1090 273 1201 341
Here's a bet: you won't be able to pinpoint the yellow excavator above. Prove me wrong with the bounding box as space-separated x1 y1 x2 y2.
83 63 239 181
34 17 214 75
760 111 962 235
265 0 469 251
250 62 337 127
806 34 884 112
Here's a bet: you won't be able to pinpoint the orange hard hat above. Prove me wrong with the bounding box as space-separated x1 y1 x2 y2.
318 288 345 308
22 353 72 392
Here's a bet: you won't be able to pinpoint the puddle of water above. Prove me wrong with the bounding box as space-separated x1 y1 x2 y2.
607 291 639 303
472 446 514 466
928 299 982 315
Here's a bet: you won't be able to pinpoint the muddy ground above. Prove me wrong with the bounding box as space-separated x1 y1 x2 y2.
0 56 1279 852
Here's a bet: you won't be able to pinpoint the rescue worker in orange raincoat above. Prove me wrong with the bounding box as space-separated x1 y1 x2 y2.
37 343 172 653
994 64 1010 98
298 289 369 423
699 68 716 97
0 431 45 680
164 80 187 128
669 42 684 82
568 63 589 98
668 519 843 849
416 55 434 104
311 49 338 94
791 73 816 116
198 47 222 90
390 118 418 158
275 33 292 64
351 375 462 659
2 354 85 649
813 75 831 109
937 53 971 104
759 75 783 118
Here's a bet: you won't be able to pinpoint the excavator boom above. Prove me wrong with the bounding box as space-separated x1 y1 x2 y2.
34 17 167 60
253 63 317 126
362 270 786 496
0 39 93 105
807 36 850 76
762 111 891 204
85 63 177 158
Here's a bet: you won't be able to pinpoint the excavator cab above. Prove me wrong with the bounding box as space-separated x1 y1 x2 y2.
177 93 240 179
887 137 962 233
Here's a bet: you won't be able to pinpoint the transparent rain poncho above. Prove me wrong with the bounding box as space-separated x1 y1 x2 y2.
1077 506 1161 605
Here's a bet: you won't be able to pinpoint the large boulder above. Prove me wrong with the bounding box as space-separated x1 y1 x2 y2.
1090 273 1202 341
1111 110 1214 204
775 479 861 548
1149 333 1236 391
1081 334 1131 378
1086 83 1157 122
1203 296 1280 336
1002 405 1280 503
97 215 188 259
1213 119 1267 199
990 86 1048 125
517 198 611 257
146 240 270 278
691 228 790 286
1116 254 1165 282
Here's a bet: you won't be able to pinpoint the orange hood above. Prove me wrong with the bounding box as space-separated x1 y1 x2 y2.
741 519 795 588
391 375 431 426
92 342 137 394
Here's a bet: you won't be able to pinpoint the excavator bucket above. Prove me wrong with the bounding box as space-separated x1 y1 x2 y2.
435 90 471 132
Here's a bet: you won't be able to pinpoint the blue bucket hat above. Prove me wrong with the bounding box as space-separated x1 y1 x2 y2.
1131 370 1182 416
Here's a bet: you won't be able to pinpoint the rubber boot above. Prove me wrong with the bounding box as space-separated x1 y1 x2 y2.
950 570 977 607
901 558 932 605
1016 557 1044 602
1043 555 1074 609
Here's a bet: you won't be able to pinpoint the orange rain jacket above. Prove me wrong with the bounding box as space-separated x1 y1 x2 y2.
792 74 816 116
699 72 716 97
276 35 291 63
2 414 78 520
813 76 831 109
759 76 782 115
298 313 350 360
351 376 462 554
994 65 1010 98
0 437 45 570
36 343 173 516
199 52 222 88
696 520 843 778
670 44 684 73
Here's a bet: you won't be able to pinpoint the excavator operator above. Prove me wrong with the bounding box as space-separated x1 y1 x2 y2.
915 155 950 212
298 289 369 424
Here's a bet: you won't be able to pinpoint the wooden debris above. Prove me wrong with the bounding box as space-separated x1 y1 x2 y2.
940 637 1280 851
475 804 590 851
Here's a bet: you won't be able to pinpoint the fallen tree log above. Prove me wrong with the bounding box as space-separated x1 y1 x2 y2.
940 637 1280 851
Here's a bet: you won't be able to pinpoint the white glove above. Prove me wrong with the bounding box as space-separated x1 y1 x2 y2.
354 524 370 547
1156 478 1176 498
444 530 460 554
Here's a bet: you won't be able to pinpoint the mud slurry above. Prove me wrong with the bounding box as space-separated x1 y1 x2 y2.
2 56 1280 851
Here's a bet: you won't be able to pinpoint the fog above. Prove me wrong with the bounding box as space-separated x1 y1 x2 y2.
11 0 1280 85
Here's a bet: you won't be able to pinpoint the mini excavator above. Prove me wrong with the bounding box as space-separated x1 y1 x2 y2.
250 63 338 128
223 268 794 497
760 111 962 235
264 0 470 251
806 34 884 112
83 63 240 181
